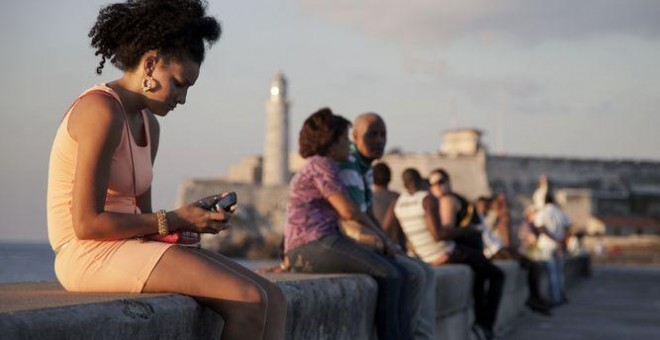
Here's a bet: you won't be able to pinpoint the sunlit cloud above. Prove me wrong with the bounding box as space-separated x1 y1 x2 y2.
300 0 660 46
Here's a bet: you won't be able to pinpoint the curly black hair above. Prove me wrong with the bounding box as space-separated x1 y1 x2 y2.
299 108 352 159
89 0 221 74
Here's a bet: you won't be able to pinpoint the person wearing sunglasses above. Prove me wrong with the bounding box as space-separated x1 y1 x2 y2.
424 169 505 340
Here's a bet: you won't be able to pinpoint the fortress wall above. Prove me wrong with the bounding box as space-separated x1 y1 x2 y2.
486 155 660 236
380 151 492 201
178 179 288 258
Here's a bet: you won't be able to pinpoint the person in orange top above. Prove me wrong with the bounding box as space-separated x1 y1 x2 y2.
46 1 286 339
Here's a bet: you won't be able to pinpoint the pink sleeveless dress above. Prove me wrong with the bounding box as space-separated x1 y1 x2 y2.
47 84 174 293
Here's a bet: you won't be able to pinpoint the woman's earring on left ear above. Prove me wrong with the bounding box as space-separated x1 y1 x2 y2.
142 77 153 92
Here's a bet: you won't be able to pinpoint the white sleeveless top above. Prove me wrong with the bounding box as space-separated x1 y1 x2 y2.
394 190 455 263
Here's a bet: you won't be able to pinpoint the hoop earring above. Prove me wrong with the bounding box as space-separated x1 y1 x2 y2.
142 77 154 92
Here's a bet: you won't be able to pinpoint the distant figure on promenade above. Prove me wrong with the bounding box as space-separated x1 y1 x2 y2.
476 198 553 315
474 194 520 261
283 108 411 340
518 206 543 260
492 194 512 248
387 168 503 340
475 196 497 231
532 174 550 210
533 192 572 306
338 113 436 340
473 195 508 260
46 2 286 339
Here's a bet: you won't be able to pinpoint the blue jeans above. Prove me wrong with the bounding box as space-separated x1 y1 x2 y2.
287 234 412 340
545 253 565 305
447 244 504 332
394 255 436 340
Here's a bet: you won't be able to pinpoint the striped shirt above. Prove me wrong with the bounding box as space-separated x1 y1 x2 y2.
338 145 372 212
394 190 455 263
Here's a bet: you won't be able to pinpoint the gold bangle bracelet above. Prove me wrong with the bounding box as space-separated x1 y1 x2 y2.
156 209 169 235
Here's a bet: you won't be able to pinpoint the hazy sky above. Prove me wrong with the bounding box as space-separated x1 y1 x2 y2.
1 0 659 242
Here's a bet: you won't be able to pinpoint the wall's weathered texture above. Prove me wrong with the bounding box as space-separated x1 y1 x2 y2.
0 256 591 340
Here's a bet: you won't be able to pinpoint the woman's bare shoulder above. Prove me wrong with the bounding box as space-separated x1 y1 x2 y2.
68 93 124 142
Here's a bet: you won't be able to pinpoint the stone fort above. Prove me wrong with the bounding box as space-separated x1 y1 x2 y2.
178 73 660 258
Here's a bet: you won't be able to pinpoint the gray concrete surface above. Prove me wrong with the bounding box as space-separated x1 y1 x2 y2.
505 264 660 340
0 257 591 340
433 264 473 340
0 273 376 340
493 261 529 334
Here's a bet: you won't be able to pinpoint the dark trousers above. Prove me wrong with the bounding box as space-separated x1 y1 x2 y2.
448 244 505 332
492 247 548 306
286 234 412 340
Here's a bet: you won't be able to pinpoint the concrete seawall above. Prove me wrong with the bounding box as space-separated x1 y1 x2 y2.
0 256 590 339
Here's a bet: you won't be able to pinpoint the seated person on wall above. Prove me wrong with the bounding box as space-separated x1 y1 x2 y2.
473 195 509 260
283 108 412 340
384 168 504 340
45 2 286 340
476 194 513 254
476 198 553 315
475 196 496 230
337 113 436 340
372 162 409 251
428 169 484 252
372 163 400 228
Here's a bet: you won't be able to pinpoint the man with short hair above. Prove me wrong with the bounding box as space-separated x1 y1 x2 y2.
338 113 436 340
391 169 455 265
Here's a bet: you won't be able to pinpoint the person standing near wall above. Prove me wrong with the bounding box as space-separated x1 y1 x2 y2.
534 192 572 306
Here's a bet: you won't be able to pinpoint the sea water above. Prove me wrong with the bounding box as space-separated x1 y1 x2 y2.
0 242 56 283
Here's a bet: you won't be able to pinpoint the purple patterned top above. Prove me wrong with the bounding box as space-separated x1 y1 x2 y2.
284 155 346 252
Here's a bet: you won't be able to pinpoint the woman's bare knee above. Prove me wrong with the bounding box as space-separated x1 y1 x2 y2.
236 281 268 306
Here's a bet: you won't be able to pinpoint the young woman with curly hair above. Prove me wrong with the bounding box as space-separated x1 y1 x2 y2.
284 108 412 340
46 1 286 338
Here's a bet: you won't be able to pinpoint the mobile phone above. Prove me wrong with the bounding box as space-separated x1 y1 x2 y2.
213 192 237 213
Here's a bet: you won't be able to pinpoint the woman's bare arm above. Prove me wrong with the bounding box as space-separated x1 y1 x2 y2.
327 192 399 256
327 192 380 232
382 200 401 239
439 195 457 229
422 194 442 241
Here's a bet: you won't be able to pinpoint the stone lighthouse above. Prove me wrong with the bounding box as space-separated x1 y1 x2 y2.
262 72 290 186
